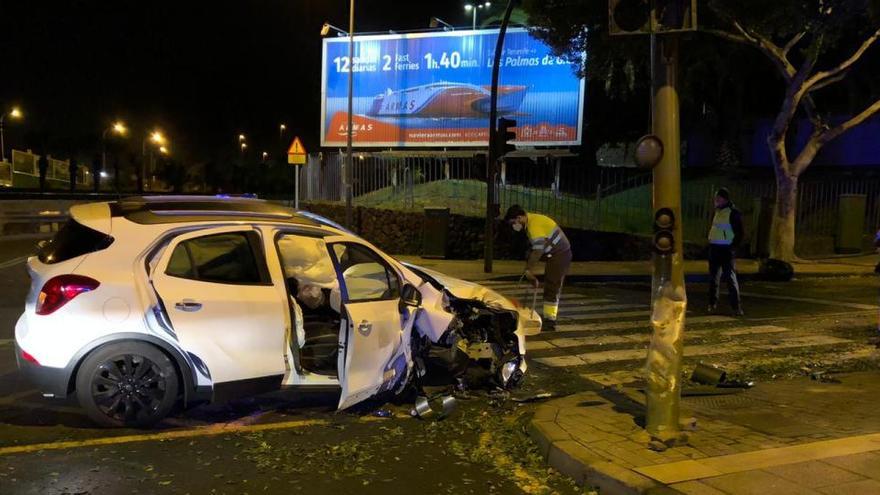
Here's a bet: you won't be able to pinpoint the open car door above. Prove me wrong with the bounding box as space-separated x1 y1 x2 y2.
330 242 405 409
151 227 287 401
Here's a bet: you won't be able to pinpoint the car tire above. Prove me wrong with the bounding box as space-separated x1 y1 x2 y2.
75 342 179 428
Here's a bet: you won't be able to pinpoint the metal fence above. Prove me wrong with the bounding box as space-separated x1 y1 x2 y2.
298 151 880 244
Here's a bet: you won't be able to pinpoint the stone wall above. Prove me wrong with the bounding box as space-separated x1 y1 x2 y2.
301 202 704 261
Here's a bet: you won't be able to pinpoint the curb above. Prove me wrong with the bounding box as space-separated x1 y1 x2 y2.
488 271 876 284
527 394 679 495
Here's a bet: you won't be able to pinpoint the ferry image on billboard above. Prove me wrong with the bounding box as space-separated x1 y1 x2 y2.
367 82 528 118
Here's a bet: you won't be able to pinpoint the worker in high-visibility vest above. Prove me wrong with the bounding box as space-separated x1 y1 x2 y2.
707 188 745 316
505 205 572 332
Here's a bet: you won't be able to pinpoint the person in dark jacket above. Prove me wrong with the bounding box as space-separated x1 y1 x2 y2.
707 187 744 316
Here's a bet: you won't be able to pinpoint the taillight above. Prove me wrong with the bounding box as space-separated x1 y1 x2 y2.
36 275 100 315
20 349 39 365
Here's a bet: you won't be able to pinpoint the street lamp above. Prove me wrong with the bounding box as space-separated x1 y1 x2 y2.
321 0 355 229
464 2 491 30
101 120 128 171
430 17 455 31
238 133 246 142
141 130 168 192
262 151 269 161
279 123 286 142
320 22 348 37
0 106 24 163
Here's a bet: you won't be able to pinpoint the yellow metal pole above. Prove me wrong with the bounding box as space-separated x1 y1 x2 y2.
645 34 686 443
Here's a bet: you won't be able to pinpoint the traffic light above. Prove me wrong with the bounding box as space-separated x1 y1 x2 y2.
652 0 697 33
495 118 517 158
609 0 696 35
609 0 651 35
653 207 676 254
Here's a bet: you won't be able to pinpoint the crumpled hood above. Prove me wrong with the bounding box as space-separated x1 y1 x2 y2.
405 264 542 336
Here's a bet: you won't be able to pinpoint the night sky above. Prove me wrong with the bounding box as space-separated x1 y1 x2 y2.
0 1 482 164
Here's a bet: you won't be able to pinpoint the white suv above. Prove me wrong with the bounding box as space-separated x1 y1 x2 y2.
14 196 538 427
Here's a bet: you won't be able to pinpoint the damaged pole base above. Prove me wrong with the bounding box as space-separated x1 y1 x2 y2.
648 431 690 452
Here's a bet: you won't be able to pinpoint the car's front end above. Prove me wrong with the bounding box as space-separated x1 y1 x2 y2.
403 263 538 390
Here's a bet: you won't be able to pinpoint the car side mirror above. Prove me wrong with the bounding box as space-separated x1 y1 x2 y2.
400 283 422 308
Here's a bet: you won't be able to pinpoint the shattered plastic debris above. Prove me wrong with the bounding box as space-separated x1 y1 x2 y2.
372 409 393 418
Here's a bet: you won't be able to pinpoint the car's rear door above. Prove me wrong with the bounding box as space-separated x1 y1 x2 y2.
151 226 287 400
330 242 405 409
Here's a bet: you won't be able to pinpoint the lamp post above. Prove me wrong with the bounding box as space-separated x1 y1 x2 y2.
141 130 167 192
464 2 491 30
279 124 286 142
101 121 127 172
320 6 355 229
1 107 23 163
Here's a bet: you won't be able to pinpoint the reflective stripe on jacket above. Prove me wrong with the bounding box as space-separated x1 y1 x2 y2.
708 207 735 246
526 213 571 258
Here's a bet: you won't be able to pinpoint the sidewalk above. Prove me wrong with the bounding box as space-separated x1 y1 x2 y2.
528 372 880 494
394 254 879 282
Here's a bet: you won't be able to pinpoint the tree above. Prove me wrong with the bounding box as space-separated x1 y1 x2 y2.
524 0 880 261
704 0 880 260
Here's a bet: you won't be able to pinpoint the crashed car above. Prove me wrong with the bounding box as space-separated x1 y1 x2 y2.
14 196 540 427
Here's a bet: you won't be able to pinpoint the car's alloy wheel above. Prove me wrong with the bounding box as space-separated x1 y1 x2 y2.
92 354 167 421
76 342 179 428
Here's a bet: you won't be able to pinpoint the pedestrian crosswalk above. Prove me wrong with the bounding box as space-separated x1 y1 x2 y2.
476 279 860 385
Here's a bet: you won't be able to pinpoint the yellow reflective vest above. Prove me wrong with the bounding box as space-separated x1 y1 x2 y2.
526 213 570 269
708 207 735 246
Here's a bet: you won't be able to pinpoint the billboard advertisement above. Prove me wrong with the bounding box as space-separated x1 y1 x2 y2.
320 28 585 148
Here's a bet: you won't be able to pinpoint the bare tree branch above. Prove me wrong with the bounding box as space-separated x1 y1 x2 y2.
808 71 848 93
708 23 824 129
818 97 880 145
805 27 880 91
702 28 749 44
783 31 806 56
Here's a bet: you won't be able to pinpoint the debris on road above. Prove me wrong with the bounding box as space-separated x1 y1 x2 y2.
691 362 728 386
510 392 557 403
409 395 457 420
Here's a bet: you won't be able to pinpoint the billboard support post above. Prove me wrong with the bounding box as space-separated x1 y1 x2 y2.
345 0 355 230
484 0 515 274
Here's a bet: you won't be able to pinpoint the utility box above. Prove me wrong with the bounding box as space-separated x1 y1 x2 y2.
751 196 774 258
422 207 450 259
836 194 867 254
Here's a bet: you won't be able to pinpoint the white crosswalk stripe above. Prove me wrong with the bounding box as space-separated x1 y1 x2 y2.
534 325 793 350
476 278 860 384
552 315 735 333
533 333 853 368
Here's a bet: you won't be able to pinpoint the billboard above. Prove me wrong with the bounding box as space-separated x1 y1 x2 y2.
320 28 585 148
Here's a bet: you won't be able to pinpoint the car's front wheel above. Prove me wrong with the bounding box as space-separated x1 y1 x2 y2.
75 342 179 428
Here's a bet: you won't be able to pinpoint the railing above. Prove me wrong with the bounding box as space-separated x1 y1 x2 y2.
278 151 880 246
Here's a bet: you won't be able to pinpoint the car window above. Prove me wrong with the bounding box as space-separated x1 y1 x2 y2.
165 232 263 285
38 219 114 264
331 243 399 302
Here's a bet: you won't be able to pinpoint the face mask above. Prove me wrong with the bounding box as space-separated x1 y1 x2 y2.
512 223 523 232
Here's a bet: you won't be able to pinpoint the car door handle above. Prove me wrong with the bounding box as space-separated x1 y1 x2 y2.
174 299 202 312
357 320 372 336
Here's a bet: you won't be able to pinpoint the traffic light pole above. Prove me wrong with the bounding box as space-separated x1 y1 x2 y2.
646 34 686 443
484 0 515 273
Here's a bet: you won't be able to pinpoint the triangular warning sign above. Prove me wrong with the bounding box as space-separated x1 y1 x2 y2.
288 137 307 155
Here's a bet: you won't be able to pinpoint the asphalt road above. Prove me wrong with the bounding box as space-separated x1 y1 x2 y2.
0 238 877 494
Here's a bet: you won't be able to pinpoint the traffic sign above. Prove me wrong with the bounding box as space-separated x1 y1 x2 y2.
287 136 307 165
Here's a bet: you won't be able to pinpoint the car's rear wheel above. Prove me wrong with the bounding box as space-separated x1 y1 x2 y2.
75 342 179 428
